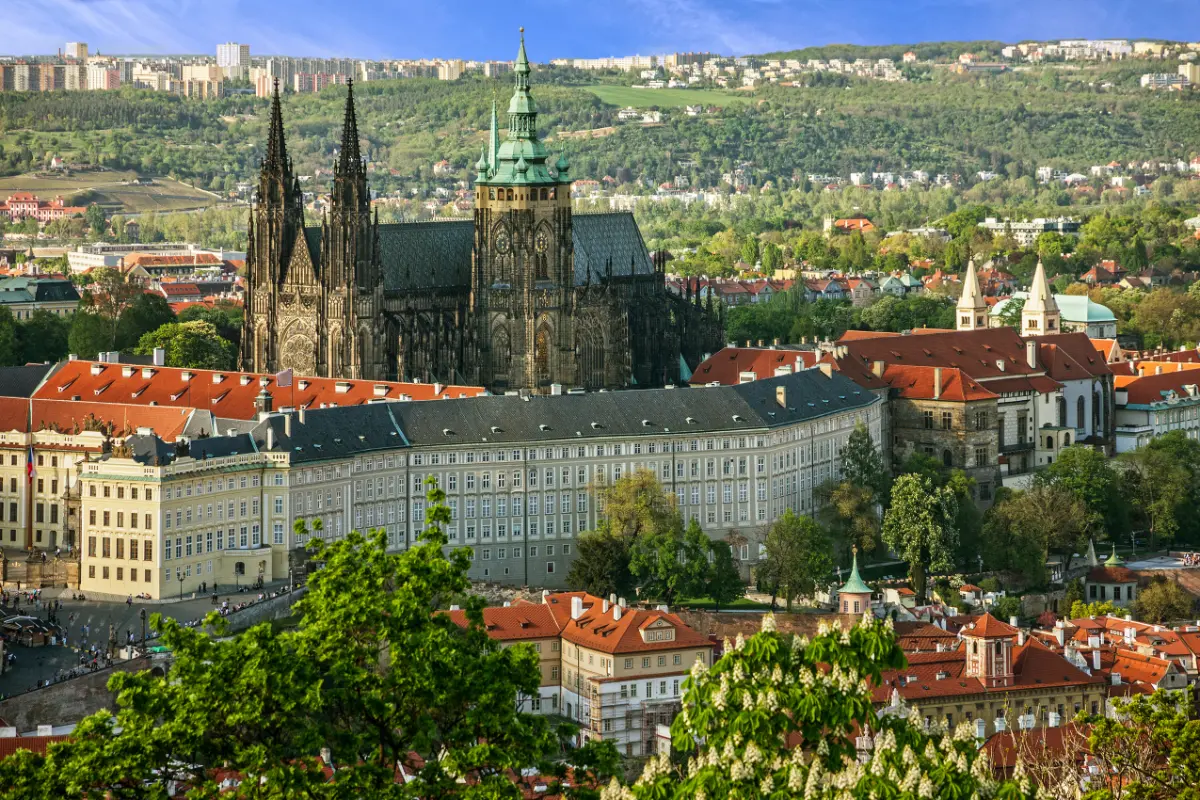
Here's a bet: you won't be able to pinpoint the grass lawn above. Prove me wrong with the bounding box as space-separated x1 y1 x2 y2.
583 85 753 109
0 170 217 212
675 596 773 611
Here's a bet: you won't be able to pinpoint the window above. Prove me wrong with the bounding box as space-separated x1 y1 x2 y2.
624 658 633 669
144 542 152 561
941 412 953 430
923 410 933 429
975 446 988 466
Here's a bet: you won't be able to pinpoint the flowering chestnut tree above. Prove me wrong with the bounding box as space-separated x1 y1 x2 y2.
605 614 1040 800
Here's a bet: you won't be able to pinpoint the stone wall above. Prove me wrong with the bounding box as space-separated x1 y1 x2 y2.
204 586 307 635
0 656 161 732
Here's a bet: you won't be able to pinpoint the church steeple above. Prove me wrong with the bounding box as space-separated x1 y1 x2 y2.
957 257 987 331
477 28 557 187
337 79 363 175
1022 258 1061 336
264 79 290 176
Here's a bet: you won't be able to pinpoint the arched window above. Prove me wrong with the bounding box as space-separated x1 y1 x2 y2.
1077 396 1086 430
1064 433 1071 446
540 188 548 200
1057 398 1066 427
488 188 495 200
506 189 513 201
1046 435 1054 449
942 449 953 468
1094 389 1103 430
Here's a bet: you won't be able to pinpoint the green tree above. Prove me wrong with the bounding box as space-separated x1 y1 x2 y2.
1121 445 1190 551
1063 578 1085 613
760 241 781 274
0 478 619 800
817 481 879 561
78 267 142 351
739 236 759 267
1083 691 1200 800
67 310 113 360
178 302 243 346
1136 577 1195 624
623 613 1037 800
116 293 176 350
84 204 105 236
990 595 1022 622
134 321 237 370
759 510 833 611
839 421 890 505
595 469 679 539
0 307 18 366
882 473 958 601
16 309 69 364
1036 444 1127 539
705 539 745 611
566 528 636 600
629 518 708 607
1070 599 1118 619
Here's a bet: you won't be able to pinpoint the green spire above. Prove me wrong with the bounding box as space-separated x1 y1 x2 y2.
839 546 872 595
488 95 499 174
474 29 558 187
1105 544 1125 567
476 146 489 177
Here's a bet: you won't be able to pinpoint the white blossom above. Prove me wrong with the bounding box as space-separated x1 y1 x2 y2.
762 612 777 632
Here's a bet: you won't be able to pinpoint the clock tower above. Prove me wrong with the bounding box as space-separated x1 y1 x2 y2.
471 29 575 393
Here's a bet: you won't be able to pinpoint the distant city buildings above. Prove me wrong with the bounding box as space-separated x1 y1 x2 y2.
64 41 88 60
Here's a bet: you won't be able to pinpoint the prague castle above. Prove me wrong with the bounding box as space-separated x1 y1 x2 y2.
240 32 722 393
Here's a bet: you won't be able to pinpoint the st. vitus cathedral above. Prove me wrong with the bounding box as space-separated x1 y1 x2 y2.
240 32 723 393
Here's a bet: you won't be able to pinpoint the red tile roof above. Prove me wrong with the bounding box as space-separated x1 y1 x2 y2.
0 397 196 441
1029 333 1113 380
689 347 818 386
544 592 713 656
882 365 997 402
444 601 560 641
981 723 1091 772
1087 566 1137 584
0 734 68 761
962 613 1020 639
31 360 486 421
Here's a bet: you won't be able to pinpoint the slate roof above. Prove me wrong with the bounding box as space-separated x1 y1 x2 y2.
312 212 655 293
0 276 80 305
0 364 55 398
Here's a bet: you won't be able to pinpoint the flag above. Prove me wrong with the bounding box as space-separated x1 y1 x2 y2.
275 368 293 388
26 445 35 482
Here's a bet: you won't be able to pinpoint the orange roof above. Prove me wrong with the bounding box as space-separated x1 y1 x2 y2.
0 734 68 761
544 592 713 656
689 347 818 386
832 218 875 231
962 612 1020 639
982 723 1091 771
0 397 196 442
838 329 901 342
1029 333 1113 380
1115 370 1200 405
444 601 560 641
882 365 997 402
31 360 487 421
123 253 223 268
1087 565 1137 583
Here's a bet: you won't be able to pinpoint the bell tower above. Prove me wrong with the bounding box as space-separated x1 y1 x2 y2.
471 30 574 394
1022 259 1061 336
241 79 305 374
322 80 384 379
957 257 988 331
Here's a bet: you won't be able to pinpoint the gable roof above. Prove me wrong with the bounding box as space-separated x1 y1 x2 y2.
543 592 712 655
444 602 560 641
961 613 1020 639
688 347 818 386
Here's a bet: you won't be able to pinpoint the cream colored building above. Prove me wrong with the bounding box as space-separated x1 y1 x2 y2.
78 436 292 599
448 591 714 756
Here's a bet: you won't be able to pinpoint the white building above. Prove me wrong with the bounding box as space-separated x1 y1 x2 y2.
217 42 251 69
65 42 88 60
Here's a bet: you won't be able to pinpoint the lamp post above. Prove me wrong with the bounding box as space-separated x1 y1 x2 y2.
288 566 294 591
176 568 183 601
139 607 146 649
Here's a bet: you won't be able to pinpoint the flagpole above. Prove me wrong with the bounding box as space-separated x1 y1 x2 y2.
25 398 34 552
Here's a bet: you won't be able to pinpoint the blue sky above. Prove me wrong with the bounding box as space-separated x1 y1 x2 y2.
2 0 1198 59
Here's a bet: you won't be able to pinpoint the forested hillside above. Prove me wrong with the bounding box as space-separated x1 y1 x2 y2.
1 64 1198 197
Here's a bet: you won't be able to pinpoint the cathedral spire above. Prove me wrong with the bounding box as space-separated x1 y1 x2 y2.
337 79 362 174
1022 258 1061 335
488 94 499 174
956 257 987 331
265 79 289 172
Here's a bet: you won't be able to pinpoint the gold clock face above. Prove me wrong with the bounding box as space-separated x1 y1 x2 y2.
494 229 512 254
534 230 550 254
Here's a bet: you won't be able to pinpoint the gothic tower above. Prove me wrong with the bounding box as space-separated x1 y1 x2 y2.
956 257 988 331
241 80 305 374
321 81 385 379
1022 258 1061 336
471 29 574 393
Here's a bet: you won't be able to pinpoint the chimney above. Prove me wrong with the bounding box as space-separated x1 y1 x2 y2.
1017 630 1026 646
1026 340 1038 370
872 360 885 378
1009 616 1019 627
1055 627 1065 646
255 388 274 417
613 604 622 621
775 385 787 408
1092 649 1101 671
757 339 764 347
1155 365 1163 375
609 593 617 605
571 596 584 620
298 406 306 424
618 597 626 608
933 367 942 399
266 426 275 451
974 718 987 740
541 589 550 602
602 599 610 613
283 413 292 438
818 363 833 379
152 346 164 365
320 747 332 768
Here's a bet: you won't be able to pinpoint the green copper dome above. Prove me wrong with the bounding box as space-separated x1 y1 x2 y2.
475 30 561 188
556 152 570 172
475 147 489 174
1105 544 1125 567
839 548 872 595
